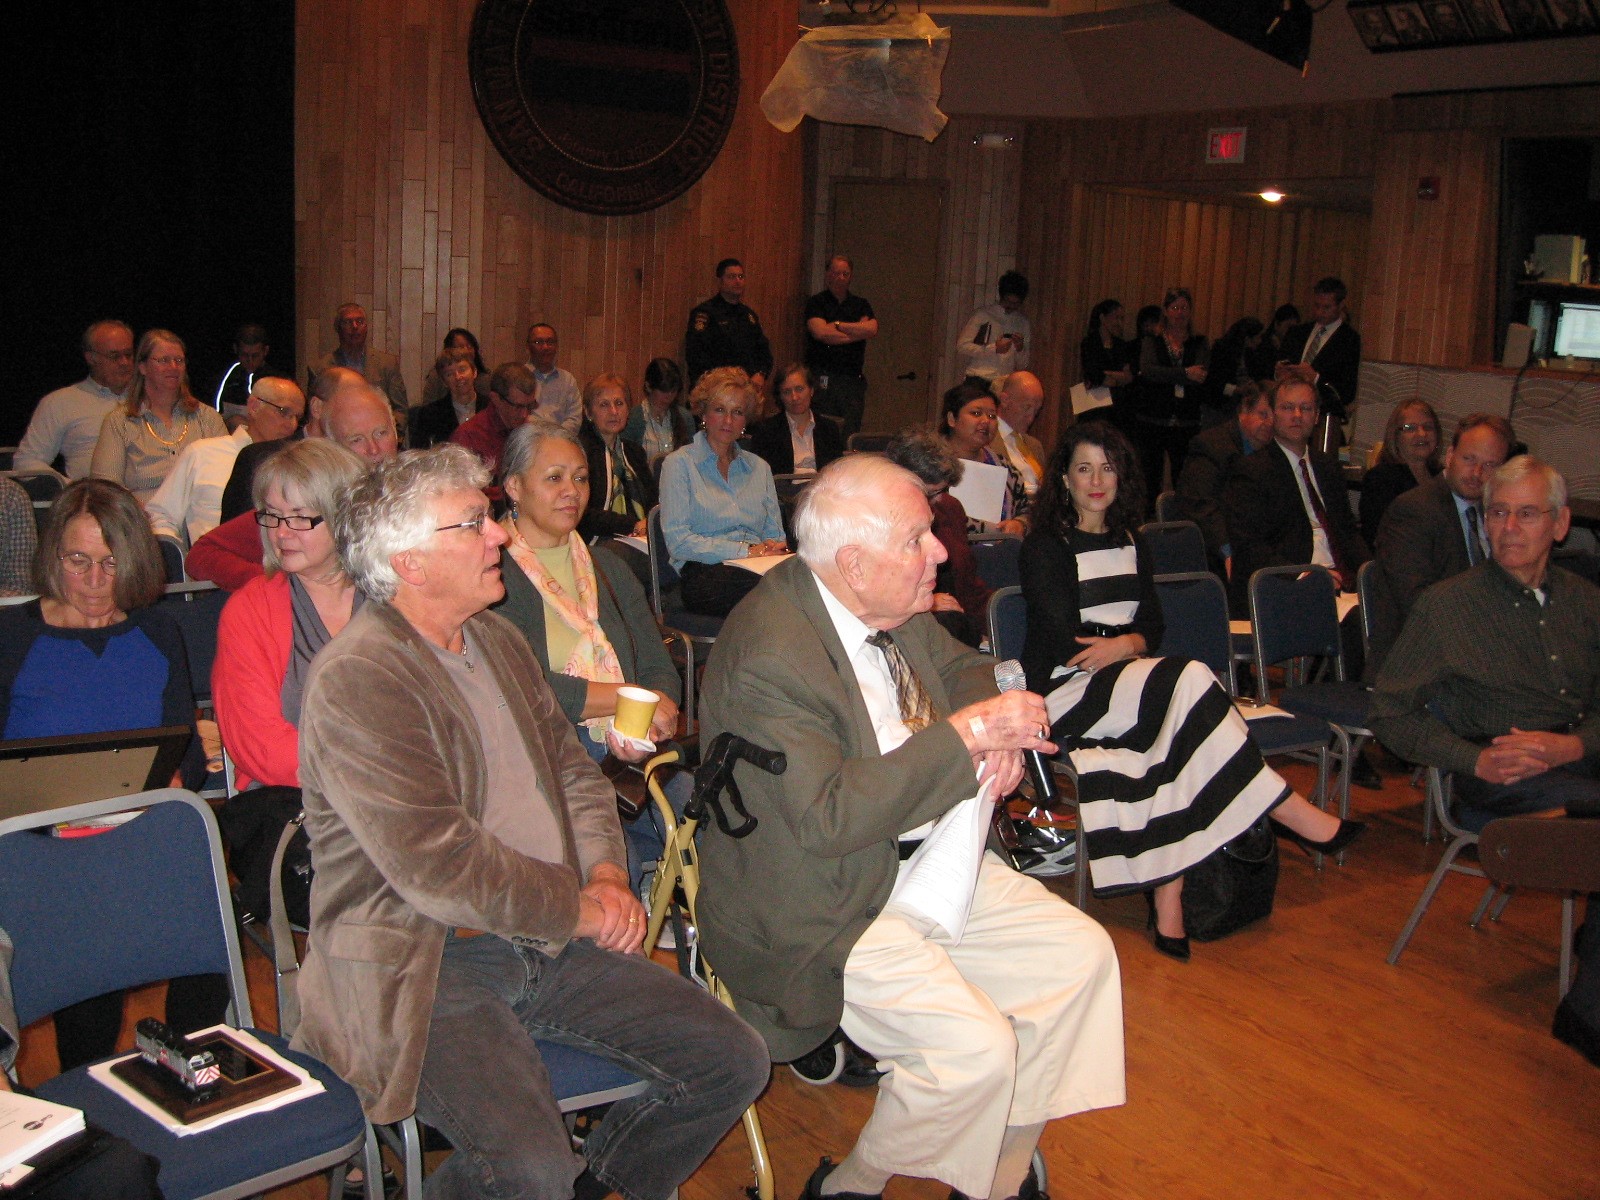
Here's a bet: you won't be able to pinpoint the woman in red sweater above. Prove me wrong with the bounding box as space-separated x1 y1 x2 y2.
212 439 366 790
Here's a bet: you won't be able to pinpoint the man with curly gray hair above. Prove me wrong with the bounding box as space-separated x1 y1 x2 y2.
295 444 768 1199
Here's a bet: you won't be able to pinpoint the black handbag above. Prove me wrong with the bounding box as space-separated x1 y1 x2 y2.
1180 814 1279 941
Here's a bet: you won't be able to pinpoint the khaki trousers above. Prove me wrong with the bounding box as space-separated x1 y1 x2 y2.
840 853 1126 1196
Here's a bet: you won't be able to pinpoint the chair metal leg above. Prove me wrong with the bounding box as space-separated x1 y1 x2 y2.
1470 883 1499 928
1388 832 1482 964
1490 886 1514 922
1073 817 1088 910
1561 895 1576 998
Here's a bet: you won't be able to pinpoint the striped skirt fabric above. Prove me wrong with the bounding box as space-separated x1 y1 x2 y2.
1045 656 1289 896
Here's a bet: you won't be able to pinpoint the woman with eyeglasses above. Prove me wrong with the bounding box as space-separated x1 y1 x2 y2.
658 367 786 617
1360 398 1443 546
90 329 227 504
212 440 367 794
0 479 221 1068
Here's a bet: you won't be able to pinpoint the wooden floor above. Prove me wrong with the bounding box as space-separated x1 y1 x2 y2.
17 759 1600 1198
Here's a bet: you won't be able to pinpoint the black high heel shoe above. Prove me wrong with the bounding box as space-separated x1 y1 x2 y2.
1274 817 1367 857
1144 891 1190 962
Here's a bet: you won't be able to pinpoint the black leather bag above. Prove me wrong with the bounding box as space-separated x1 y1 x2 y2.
1181 814 1279 942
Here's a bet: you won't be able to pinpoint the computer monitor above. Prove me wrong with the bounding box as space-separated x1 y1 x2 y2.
1553 302 1600 360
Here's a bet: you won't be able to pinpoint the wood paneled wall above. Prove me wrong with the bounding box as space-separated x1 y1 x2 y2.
1017 106 1379 452
807 117 1026 414
1362 130 1498 368
295 0 804 405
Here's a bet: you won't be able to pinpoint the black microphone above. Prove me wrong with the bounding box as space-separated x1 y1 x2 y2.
992 659 1058 805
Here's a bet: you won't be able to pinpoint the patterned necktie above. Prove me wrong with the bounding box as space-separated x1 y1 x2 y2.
608 446 641 520
1303 324 1328 364
867 631 936 734
1465 505 1482 565
1299 456 1351 588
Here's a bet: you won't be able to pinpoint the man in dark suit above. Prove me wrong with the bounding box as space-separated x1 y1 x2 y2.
1277 276 1361 425
1175 382 1275 576
1366 413 1514 678
699 454 1124 1200
747 366 845 476
1223 379 1369 612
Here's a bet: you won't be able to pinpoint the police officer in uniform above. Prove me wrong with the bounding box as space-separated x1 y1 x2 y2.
685 258 774 388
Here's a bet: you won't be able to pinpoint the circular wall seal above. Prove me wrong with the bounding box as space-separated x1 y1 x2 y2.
470 0 740 217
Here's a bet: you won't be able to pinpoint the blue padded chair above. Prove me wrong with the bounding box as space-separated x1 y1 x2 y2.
3 469 65 505
1154 489 1180 523
1248 565 1372 843
1137 520 1208 576
985 587 1087 908
0 791 374 1200
845 432 891 453
263 815 652 1200
1153 572 1334 844
969 533 1022 590
157 582 229 713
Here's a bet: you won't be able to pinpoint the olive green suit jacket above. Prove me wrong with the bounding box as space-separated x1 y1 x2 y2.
697 557 998 1061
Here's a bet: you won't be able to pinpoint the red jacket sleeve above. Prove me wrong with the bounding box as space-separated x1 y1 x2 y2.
186 511 266 592
213 573 299 790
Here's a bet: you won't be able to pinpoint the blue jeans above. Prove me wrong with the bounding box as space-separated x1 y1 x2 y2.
414 934 769 1200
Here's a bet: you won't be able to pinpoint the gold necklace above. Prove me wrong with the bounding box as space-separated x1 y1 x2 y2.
141 411 190 453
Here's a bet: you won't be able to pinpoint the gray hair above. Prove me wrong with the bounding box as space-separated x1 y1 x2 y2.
252 439 368 576
794 454 924 571
81 319 133 353
335 444 489 602
884 427 964 489
1484 455 1566 513
500 417 584 484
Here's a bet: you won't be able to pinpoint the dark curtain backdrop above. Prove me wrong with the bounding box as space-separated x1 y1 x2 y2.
4 1 295 444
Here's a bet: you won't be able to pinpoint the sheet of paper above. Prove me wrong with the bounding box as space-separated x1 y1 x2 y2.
888 772 994 944
949 457 1010 525
88 1026 325 1136
725 552 793 576
1070 383 1114 415
614 535 648 556
1235 699 1294 721
0 1091 84 1175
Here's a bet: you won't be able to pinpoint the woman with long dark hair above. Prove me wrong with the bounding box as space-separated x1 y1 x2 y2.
1020 422 1362 960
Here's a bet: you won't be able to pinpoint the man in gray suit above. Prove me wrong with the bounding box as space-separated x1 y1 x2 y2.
295 444 766 1200
699 454 1124 1200
1367 412 1513 678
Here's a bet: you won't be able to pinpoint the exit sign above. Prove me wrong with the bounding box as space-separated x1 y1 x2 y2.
1206 127 1247 164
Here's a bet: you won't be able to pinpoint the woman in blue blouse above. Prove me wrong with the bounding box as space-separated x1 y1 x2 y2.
657 367 785 617
0 479 221 1068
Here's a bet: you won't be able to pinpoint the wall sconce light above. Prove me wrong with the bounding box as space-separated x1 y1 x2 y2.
1259 189 1285 203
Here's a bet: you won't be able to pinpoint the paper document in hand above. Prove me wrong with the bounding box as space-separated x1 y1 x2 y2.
888 772 995 943
726 552 793 576
948 457 1010 525
1070 383 1114 416
615 534 649 556
0 1092 84 1175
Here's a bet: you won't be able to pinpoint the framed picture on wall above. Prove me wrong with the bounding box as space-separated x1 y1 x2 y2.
1349 1 1402 46
1457 0 1514 34
1421 0 1475 37
1497 0 1556 32
1385 0 1437 40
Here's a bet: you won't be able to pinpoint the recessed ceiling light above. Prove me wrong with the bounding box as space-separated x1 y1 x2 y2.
1260 190 1285 204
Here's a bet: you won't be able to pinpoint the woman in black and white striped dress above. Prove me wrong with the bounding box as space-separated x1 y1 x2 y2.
1020 422 1363 960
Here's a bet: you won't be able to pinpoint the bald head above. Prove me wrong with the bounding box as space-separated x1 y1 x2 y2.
996 372 1044 433
324 385 399 464
244 377 306 442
